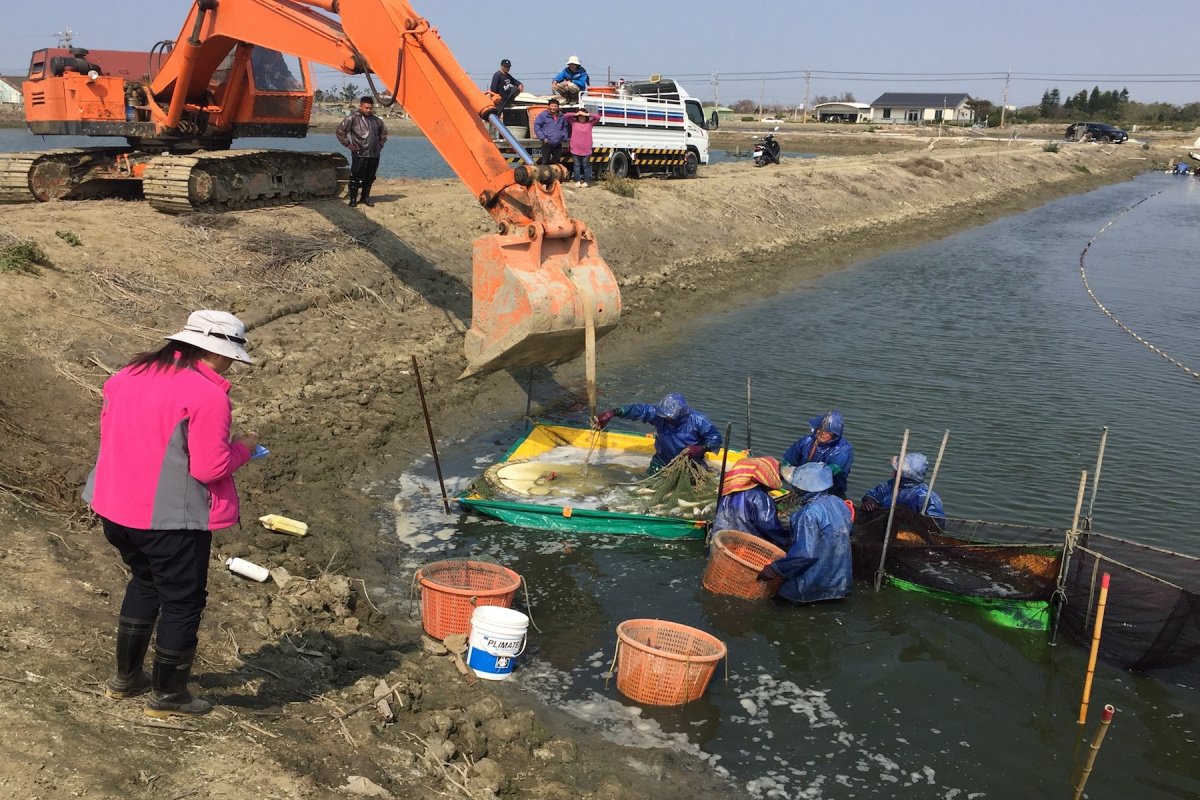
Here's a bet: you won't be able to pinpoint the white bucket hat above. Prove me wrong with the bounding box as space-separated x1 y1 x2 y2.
165 310 252 364
566 55 581 66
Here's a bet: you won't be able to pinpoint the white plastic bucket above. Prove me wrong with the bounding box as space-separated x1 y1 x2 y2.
466 605 529 680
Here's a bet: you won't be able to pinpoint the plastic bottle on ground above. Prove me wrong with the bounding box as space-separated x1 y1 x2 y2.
226 557 270 582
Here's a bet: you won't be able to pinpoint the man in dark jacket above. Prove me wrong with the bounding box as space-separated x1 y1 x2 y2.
533 99 570 165
489 59 523 109
594 393 723 474
336 96 388 208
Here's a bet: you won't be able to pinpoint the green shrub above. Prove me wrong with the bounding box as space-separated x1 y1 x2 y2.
0 239 47 275
741 116 755 122
1043 142 1060 153
1072 164 1090 174
601 175 636 197
55 230 82 246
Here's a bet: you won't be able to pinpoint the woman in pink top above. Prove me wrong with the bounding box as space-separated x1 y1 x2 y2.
567 107 601 187
84 310 257 718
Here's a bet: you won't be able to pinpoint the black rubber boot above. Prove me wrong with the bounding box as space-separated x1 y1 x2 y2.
361 183 375 207
106 617 154 699
348 184 360 207
145 646 212 718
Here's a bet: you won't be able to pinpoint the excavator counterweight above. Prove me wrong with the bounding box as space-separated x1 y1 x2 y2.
6 0 621 377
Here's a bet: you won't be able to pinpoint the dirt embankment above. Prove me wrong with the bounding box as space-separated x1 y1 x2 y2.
0 139 1159 799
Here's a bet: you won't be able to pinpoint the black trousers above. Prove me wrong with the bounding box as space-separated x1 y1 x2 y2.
539 142 563 166
349 155 380 191
102 518 212 652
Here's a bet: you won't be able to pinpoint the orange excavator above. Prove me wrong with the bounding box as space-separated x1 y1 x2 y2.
4 0 620 377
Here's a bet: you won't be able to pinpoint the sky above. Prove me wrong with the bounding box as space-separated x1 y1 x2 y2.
3 0 1199 108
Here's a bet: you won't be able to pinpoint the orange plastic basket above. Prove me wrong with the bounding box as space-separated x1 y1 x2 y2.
416 560 521 640
702 530 785 600
615 619 726 706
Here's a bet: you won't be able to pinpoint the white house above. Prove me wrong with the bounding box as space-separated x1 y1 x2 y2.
868 92 973 125
812 101 870 123
0 76 24 106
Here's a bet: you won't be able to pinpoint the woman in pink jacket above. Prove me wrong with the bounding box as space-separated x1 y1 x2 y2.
84 310 257 718
567 107 601 187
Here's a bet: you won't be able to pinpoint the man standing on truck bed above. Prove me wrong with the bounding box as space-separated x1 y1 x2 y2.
551 55 589 103
336 96 388 208
534 99 569 166
489 59 523 109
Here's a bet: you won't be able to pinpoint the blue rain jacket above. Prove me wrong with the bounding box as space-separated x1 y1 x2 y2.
619 401 722 470
781 412 854 496
712 488 787 548
552 65 590 91
862 478 944 520
773 492 853 603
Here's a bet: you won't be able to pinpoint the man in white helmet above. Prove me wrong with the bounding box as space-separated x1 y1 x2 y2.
552 55 590 103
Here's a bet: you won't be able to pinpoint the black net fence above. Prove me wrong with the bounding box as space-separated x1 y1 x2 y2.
852 507 1200 686
1058 532 1200 688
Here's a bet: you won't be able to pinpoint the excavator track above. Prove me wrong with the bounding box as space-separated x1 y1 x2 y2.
142 149 349 214
0 149 135 203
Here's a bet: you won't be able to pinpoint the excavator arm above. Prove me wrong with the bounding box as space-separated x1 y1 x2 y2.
149 0 620 377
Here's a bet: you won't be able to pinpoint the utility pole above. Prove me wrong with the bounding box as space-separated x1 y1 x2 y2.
999 70 1010 129
713 71 719 109
55 28 74 48
758 78 764 117
804 69 811 123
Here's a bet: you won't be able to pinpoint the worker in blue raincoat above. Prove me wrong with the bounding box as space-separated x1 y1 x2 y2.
860 452 944 520
781 410 854 498
711 456 786 548
594 393 722 473
757 462 853 603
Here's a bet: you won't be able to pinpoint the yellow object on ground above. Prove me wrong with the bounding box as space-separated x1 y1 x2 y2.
259 514 309 537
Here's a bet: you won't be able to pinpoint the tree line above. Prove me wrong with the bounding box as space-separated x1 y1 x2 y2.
1031 86 1200 125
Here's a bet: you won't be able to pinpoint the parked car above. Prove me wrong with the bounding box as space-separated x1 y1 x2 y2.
760 117 784 124
1065 122 1128 143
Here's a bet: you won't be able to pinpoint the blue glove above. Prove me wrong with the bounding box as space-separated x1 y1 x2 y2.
250 445 270 460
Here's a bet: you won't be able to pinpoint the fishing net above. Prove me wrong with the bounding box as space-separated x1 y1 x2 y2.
1056 532 1200 688
630 454 718 519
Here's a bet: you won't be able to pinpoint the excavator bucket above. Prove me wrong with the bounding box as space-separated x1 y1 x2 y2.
462 224 621 378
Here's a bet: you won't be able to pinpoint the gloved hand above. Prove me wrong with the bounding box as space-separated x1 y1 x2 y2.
594 409 617 430
684 444 706 459
860 497 880 513
756 563 780 582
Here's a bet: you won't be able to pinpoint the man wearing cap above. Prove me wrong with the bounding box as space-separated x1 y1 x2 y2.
758 463 854 603
781 410 855 499
594 393 723 475
336 95 388 208
859 452 944 520
84 310 259 718
533 99 570 166
489 59 523 109
551 55 590 103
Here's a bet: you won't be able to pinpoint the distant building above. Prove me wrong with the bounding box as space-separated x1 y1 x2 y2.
704 105 737 123
813 101 870 123
0 76 25 106
868 93 973 125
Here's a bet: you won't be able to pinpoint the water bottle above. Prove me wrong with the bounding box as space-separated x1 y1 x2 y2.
226 557 270 582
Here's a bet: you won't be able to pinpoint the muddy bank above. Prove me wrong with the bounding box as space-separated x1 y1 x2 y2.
0 140 1157 798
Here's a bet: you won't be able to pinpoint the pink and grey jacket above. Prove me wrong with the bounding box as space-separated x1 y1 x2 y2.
83 360 251 531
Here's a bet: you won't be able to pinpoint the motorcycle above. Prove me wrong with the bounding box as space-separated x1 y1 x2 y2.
753 128 781 167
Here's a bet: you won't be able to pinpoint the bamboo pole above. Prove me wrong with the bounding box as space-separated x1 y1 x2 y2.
745 376 753 454
1050 470 1089 646
920 430 950 514
1083 427 1109 532
709 422 735 548
1078 573 1111 726
524 369 534 431
1072 705 1116 800
873 429 910 591
412 355 451 514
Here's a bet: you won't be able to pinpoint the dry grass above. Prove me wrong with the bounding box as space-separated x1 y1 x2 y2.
0 232 47 275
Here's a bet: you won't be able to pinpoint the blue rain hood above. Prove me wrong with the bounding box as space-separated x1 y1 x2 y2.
655 393 690 421
809 410 844 438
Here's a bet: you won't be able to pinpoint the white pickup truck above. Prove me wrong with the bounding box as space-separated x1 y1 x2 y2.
497 79 710 179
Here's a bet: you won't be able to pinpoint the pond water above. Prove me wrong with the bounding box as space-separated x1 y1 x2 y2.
394 172 1200 799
